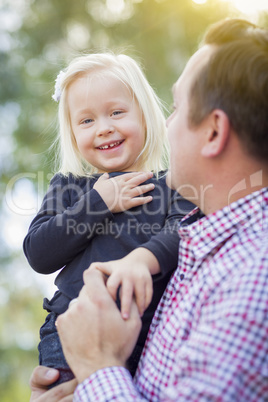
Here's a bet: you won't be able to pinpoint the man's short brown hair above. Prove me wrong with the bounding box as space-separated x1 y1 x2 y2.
188 19 268 162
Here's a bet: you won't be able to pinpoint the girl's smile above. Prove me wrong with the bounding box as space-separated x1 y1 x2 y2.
96 139 124 150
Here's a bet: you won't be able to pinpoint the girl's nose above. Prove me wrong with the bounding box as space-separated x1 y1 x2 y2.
96 118 115 136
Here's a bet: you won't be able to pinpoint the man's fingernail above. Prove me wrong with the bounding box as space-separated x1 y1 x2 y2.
122 312 129 320
46 369 58 379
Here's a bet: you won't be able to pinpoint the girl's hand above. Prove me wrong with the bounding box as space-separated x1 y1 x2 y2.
93 171 154 213
89 252 156 319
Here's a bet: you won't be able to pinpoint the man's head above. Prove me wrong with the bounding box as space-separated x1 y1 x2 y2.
167 19 268 213
189 19 268 163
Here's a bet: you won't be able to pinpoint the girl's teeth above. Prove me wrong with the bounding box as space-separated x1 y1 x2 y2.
100 141 120 149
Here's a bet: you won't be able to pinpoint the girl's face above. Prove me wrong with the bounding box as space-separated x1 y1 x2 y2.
67 73 146 173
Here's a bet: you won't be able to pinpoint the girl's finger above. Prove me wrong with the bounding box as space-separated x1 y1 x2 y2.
120 280 134 320
144 279 153 311
134 281 146 317
130 183 155 197
106 274 122 301
126 195 153 209
127 171 153 186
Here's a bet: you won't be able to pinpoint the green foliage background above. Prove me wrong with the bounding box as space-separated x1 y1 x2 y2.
0 0 267 400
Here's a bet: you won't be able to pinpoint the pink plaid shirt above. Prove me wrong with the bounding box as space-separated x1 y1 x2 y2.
75 187 268 401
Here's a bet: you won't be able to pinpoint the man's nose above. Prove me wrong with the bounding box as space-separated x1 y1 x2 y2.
166 114 172 128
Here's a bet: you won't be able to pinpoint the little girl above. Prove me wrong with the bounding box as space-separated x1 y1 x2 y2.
23 52 194 386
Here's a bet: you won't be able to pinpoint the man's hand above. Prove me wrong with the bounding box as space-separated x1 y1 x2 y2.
56 268 142 384
93 171 154 212
29 366 77 402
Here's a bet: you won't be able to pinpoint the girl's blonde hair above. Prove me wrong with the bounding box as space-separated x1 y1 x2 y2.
54 52 169 176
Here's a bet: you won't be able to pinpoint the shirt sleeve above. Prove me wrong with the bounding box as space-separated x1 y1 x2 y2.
74 367 145 401
23 174 114 274
141 191 195 276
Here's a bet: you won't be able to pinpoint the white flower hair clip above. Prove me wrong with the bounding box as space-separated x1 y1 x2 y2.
52 70 65 102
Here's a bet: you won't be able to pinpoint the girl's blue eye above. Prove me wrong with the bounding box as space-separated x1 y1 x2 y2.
83 119 93 124
113 110 123 116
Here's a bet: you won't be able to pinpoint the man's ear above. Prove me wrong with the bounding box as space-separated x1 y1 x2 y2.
201 110 231 158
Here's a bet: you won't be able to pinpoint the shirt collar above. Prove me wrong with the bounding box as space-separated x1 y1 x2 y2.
178 187 268 261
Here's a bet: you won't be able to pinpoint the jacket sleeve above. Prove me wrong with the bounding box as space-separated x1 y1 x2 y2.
141 191 195 275
23 174 114 274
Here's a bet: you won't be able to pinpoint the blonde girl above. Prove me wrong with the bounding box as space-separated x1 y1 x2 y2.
24 52 193 386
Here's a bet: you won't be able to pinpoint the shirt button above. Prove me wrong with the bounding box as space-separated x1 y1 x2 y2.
180 273 185 280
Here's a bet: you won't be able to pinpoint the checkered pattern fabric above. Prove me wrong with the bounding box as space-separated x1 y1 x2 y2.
75 188 268 401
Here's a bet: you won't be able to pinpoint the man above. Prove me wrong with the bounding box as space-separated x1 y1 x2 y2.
30 18 268 401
